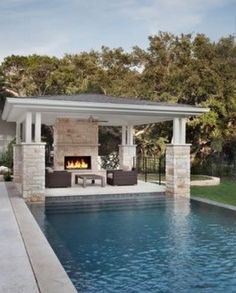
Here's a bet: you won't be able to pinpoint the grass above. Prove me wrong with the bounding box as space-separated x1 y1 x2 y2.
139 173 236 206
191 178 236 206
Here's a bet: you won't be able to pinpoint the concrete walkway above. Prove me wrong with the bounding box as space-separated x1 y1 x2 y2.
0 183 39 293
0 182 77 293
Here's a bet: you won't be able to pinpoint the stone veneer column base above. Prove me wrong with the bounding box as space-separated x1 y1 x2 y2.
165 144 191 198
21 143 46 202
119 145 136 169
13 144 23 184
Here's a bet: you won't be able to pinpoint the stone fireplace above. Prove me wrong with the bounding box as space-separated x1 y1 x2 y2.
53 118 99 172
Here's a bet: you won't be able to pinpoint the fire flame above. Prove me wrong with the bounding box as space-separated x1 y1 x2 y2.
66 159 88 169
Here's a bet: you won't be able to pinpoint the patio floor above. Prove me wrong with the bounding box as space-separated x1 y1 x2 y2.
45 180 165 197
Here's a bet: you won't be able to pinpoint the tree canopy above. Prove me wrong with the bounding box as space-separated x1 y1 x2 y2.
0 32 235 171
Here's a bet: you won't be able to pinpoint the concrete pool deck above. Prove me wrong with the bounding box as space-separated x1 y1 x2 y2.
0 182 77 293
0 183 38 293
45 180 165 197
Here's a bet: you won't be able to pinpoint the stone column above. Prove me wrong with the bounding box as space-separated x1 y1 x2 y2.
13 144 23 184
119 145 136 169
119 125 136 169
165 144 191 198
21 143 45 201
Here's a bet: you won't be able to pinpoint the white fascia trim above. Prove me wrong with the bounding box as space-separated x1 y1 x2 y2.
13 104 207 117
2 97 210 121
7 97 209 113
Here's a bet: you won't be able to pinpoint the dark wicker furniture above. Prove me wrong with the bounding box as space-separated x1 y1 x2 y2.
45 170 71 188
107 169 137 186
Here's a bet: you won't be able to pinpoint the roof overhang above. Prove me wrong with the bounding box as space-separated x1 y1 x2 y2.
2 97 209 126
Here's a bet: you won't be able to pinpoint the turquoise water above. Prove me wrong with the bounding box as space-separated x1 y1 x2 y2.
31 199 236 292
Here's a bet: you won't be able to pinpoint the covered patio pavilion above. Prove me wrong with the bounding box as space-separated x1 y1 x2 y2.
2 94 208 201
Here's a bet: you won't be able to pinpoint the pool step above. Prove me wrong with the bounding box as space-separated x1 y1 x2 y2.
45 202 180 214
45 193 186 214
46 192 165 204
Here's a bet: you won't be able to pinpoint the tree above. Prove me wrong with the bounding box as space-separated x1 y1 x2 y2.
0 32 235 174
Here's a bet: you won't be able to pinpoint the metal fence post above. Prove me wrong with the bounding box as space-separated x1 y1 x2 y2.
158 156 161 185
144 157 147 182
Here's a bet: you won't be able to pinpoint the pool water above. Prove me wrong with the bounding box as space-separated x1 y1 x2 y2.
30 198 236 292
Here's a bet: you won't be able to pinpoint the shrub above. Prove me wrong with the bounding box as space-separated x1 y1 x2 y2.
0 139 15 169
4 171 12 181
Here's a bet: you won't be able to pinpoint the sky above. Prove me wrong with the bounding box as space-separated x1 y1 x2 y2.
0 0 235 61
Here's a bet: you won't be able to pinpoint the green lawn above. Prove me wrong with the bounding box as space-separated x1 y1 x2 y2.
191 179 236 206
139 174 236 206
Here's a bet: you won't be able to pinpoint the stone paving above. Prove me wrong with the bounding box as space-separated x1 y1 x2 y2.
0 183 39 293
0 182 77 293
45 180 165 197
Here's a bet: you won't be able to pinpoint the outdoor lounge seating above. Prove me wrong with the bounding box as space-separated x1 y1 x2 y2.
107 169 137 186
45 170 71 188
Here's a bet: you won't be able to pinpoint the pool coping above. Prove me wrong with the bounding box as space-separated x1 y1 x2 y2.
5 182 77 293
191 196 236 212
0 182 39 292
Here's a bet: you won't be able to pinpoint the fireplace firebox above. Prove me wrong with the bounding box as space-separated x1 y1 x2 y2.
64 156 91 170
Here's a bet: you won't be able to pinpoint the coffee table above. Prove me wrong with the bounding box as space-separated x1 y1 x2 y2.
75 174 105 188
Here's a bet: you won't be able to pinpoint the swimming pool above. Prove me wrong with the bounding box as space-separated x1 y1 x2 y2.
30 197 236 292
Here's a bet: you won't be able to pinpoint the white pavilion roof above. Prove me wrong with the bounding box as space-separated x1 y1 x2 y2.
2 94 209 126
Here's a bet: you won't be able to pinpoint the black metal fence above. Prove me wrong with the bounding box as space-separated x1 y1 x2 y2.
136 155 165 185
137 154 236 183
191 156 236 177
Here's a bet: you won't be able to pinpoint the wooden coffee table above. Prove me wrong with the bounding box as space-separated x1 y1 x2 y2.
75 174 105 188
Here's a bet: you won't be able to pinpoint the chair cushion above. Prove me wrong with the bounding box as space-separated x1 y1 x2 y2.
45 167 53 173
123 165 131 171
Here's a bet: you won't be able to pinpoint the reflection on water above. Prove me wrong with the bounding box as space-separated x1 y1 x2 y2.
30 197 236 293
173 197 191 217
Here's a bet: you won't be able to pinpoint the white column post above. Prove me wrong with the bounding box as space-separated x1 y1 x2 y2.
25 112 32 144
22 121 25 142
127 125 134 145
16 122 21 144
180 118 186 144
173 118 180 145
119 125 136 170
35 112 42 143
127 126 130 145
121 125 127 145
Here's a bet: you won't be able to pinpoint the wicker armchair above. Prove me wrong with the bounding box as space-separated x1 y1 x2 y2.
45 170 71 188
107 169 137 186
